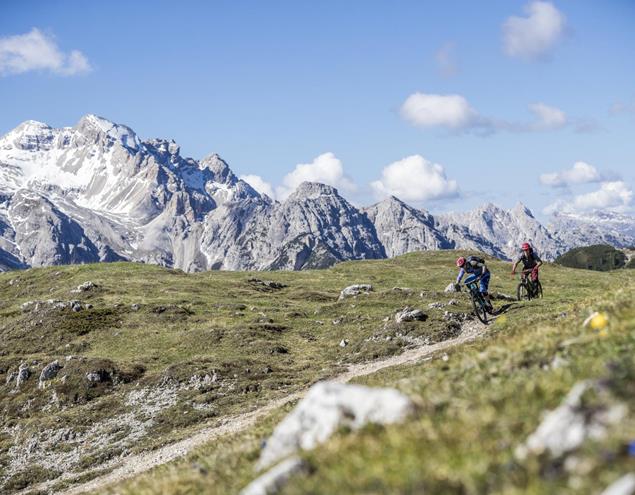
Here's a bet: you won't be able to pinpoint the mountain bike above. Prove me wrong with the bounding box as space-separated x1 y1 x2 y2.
516 269 543 301
463 276 493 324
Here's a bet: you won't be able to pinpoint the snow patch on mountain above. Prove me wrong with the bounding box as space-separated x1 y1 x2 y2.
0 115 632 272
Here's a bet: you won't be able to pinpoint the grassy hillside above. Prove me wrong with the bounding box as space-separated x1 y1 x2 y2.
555 244 627 271
1 253 633 494
103 260 635 495
0 251 500 493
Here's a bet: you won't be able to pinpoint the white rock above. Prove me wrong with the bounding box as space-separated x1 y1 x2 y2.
257 381 414 469
550 355 568 369
71 281 97 293
515 382 627 460
395 307 426 323
38 360 62 388
338 284 373 301
240 457 306 495
391 287 413 294
601 474 635 495
444 283 458 293
339 339 348 348
16 363 30 388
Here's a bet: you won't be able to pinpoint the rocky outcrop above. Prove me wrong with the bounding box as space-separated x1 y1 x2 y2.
39 361 62 388
394 307 427 323
16 363 30 388
338 284 373 300
256 381 414 469
515 381 626 460
241 457 307 495
600 474 635 495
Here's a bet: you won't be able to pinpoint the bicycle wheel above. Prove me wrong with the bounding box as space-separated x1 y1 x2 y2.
471 294 488 324
535 281 543 298
517 282 530 301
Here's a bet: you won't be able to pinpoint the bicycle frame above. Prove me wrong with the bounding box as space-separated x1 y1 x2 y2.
464 277 489 324
516 269 541 300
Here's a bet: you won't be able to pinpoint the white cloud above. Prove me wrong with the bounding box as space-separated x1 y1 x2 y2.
528 102 567 129
436 42 458 78
276 152 356 200
240 174 275 199
611 100 635 116
540 161 603 187
400 92 573 135
370 155 459 202
573 181 633 211
502 1 566 60
0 28 91 76
400 92 479 130
544 180 633 214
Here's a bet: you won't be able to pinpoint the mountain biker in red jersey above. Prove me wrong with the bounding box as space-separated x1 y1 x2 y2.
455 255 493 310
511 242 543 282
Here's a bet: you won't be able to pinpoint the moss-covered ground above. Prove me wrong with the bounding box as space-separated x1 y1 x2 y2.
2 251 503 493
61 252 635 495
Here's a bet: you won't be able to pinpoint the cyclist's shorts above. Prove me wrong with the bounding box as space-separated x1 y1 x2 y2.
465 271 490 294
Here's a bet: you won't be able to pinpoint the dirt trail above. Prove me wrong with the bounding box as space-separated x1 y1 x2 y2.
34 319 486 495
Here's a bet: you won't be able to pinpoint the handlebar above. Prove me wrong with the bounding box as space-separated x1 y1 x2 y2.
512 268 539 275
463 276 482 286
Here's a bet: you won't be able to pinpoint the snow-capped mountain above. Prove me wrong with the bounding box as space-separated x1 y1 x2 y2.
549 211 635 250
0 115 384 271
436 202 565 261
0 115 632 272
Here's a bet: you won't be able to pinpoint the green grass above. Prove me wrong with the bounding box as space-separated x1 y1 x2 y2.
2 252 633 494
71 253 632 495
555 244 627 271
0 251 493 492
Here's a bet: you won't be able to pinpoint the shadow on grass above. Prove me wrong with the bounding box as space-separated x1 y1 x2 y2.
495 303 518 315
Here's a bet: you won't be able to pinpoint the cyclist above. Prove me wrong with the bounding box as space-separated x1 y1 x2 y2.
455 255 493 310
511 242 543 285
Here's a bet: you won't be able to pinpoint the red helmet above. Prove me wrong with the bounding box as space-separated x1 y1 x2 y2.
456 256 466 267
521 243 531 251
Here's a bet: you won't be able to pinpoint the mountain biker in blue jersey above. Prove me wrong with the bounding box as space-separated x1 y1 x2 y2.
455 255 493 310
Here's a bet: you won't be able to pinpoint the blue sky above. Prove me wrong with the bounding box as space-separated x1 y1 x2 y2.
1 0 634 218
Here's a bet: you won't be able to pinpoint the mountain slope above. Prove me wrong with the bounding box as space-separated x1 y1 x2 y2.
549 210 635 249
362 196 450 257
437 202 565 261
0 116 387 271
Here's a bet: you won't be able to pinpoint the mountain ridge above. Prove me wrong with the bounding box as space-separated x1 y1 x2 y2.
1 114 633 272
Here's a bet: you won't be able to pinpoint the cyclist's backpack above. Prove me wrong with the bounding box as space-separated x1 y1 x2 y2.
466 255 485 265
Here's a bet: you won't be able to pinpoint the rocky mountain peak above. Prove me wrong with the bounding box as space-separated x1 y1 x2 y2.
287 181 340 201
477 202 505 216
199 153 237 184
144 138 182 164
1 120 56 151
74 114 141 151
512 202 534 218
382 195 407 207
